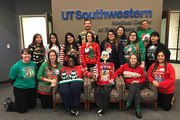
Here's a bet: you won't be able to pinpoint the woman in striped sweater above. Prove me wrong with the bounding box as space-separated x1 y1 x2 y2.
59 32 82 65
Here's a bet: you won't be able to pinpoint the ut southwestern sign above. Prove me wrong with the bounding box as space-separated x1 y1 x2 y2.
61 8 152 20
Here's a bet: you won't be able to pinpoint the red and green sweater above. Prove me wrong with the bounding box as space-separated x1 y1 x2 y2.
59 65 94 84
93 62 114 86
37 61 63 95
81 42 100 68
113 63 146 84
147 63 175 94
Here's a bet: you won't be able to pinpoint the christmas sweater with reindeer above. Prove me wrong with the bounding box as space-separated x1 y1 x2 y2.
37 61 63 95
93 62 114 86
81 42 100 68
59 65 94 85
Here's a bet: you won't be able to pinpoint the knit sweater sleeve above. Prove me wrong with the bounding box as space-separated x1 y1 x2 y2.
9 63 19 84
147 63 155 83
81 43 87 68
159 63 175 89
139 41 145 61
80 66 94 78
59 45 65 64
93 63 99 78
137 67 146 84
45 45 49 61
78 45 82 65
112 64 124 79
37 62 46 81
96 43 101 63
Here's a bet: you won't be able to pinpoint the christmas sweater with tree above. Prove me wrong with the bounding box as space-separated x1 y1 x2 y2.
9 60 37 89
81 42 100 68
28 44 45 65
37 61 63 95
78 31 99 45
59 65 94 85
147 63 175 94
124 41 145 63
59 44 82 65
93 62 114 86
112 63 146 84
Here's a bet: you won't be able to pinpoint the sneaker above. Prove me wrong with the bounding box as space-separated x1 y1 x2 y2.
97 109 104 116
3 98 12 108
71 109 79 116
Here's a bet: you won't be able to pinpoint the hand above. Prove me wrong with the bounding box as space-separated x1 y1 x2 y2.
131 80 139 84
140 64 145 69
85 67 88 70
152 80 159 87
51 79 57 87
109 79 114 85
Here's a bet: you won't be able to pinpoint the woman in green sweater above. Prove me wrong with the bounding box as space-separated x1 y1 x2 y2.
37 50 63 109
124 31 145 69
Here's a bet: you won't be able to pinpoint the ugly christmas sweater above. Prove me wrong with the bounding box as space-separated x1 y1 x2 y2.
59 65 94 84
37 61 63 95
81 42 100 68
147 63 175 94
93 62 114 86
112 63 146 84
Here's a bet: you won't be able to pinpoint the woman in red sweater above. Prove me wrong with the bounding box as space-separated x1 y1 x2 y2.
81 31 100 71
112 54 145 119
147 50 175 111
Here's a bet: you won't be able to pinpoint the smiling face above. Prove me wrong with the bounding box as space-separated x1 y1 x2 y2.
35 35 42 45
87 33 93 43
141 21 149 31
151 35 159 44
68 58 75 67
108 32 115 41
21 51 31 62
129 32 137 43
67 35 74 44
157 52 165 64
117 27 124 36
50 35 57 44
49 51 57 63
129 54 137 66
84 20 91 31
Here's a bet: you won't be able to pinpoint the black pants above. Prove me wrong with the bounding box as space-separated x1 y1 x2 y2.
58 81 83 110
158 92 174 111
126 83 144 109
94 85 112 111
38 93 53 109
86 64 95 72
7 87 36 113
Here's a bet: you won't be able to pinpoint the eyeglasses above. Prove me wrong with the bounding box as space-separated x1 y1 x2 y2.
130 35 136 37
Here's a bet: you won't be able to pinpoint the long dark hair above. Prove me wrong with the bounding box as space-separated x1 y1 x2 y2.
64 32 78 54
116 26 127 39
49 33 61 51
86 31 95 43
152 50 167 73
32 33 45 51
47 50 59 70
105 29 119 52
124 31 140 59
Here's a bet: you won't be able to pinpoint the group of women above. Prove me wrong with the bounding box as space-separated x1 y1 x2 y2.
4 22 175 119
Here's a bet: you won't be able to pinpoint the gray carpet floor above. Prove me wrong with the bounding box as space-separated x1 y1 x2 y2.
0 80 179 120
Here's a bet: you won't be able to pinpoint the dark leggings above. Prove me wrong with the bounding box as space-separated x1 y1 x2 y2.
6 87 36 113
126 83 144 109
158 92 174 111
38 93 53 109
